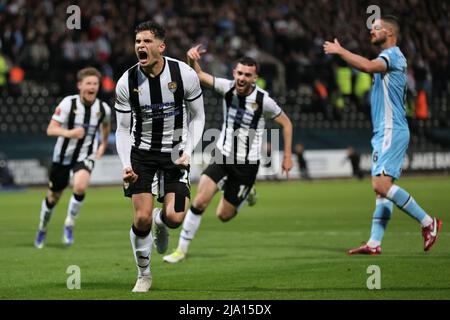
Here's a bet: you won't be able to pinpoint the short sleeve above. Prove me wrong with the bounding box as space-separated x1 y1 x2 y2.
213 77 234 96
263 95 283 119
114 73 131 113
378 48 398 71
183 66 203 102
51 96 72 124
377 54 390 71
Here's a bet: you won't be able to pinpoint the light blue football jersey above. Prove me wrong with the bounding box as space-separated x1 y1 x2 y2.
370 46 409 133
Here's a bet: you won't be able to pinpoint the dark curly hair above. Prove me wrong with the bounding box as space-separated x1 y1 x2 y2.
134 21 166 40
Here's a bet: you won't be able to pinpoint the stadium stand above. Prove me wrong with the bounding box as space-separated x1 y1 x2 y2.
0 0 449 159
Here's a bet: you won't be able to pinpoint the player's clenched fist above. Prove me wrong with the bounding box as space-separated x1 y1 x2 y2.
123 167 138 183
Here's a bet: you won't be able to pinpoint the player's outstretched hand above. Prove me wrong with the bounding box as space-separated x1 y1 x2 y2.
175 152 190 169
323 38 343 55
123 167 138 183
282 155 293 179
187 44 206 62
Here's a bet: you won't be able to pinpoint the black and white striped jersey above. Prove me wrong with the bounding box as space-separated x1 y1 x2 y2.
51 94 111 165
213 78 282 162
114 57 203 154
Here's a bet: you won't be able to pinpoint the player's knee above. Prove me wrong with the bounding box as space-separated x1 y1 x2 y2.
73 184 88 195
192 194 210 212
163 209 185 228
216 209 235 222
134 210 152 229
372 182 390 197
47 192 62 205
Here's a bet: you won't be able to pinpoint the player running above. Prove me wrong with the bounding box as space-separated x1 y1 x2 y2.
114 21 205 292
163 45 293 264
34 67 111 249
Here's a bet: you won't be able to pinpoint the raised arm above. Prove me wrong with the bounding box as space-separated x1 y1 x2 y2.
323 38 387 74
186 45 215 87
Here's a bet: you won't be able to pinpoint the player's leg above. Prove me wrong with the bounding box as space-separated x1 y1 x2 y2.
216 162 259 221
63 162 93 245
216 197 239 221
349 134 394 255
130 193 154 292
351 130 441 254
163 173 219 263
349 178 393 255
153 163 191 255
374 130 440 251
154 192 189 253
373 174 441 251
35 163 69 248
367 195 394 249
126 148 158 292
374 176 433 226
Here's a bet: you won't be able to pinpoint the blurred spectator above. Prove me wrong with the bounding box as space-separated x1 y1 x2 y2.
0 53 9 92
344 146 363 180
294 144 310 180
0 0 447 135
0 152 16 188
8 65 24 96
0 0 444 98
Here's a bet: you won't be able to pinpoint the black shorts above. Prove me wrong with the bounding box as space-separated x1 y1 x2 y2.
48 159 95 192
203 160 259 207
124 148 190 202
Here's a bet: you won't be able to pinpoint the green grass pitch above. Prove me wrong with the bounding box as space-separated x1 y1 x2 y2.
0 176 449 299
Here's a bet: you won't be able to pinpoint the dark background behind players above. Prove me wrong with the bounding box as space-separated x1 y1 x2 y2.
0 0 449 169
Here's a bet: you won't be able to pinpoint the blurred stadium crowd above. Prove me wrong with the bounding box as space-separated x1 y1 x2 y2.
0 0 449 152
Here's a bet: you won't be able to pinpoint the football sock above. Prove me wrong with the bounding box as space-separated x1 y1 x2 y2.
130 225 152 277
38 198 55 231
386 185 433 227
178 206 204 253
64 193 84 227
154 208 167 227
367 198 393 247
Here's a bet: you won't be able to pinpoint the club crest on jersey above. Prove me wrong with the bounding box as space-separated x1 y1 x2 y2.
168 81 177 93
251 102 259 110
96 111 101 118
